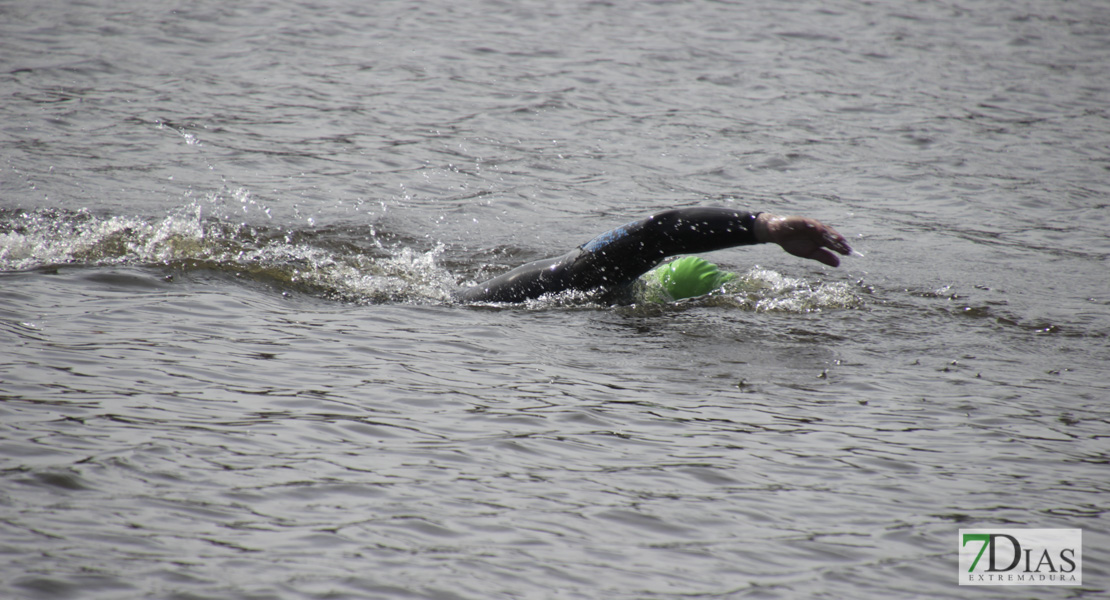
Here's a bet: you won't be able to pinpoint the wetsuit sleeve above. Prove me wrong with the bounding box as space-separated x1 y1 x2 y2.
567 207 761 290
456 207 762 303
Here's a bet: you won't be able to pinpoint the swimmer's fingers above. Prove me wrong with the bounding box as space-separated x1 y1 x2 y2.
819 227 853 257
766 216 853 267
806 246 842 267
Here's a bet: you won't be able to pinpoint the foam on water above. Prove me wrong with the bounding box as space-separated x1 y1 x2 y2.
632 263 863 313
0 205 460 304
729 266 863 312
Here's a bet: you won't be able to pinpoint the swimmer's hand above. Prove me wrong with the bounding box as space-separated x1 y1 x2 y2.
754 214 852 267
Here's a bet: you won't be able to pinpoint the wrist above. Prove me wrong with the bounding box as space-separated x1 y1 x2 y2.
753 213 780 244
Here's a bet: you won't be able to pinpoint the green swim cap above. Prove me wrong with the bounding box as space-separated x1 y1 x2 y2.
645 256 737 300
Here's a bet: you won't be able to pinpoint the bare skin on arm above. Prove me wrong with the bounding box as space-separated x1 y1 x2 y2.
754 214 853 267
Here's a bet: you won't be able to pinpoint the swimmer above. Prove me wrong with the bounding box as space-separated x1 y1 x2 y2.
456 207 852 303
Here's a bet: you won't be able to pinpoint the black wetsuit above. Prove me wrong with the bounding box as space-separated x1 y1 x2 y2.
456 207 762 303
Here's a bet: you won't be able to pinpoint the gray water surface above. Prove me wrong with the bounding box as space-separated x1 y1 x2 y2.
2 1 1108 599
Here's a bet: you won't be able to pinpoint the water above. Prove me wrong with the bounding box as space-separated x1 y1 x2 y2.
2 0 1108 598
